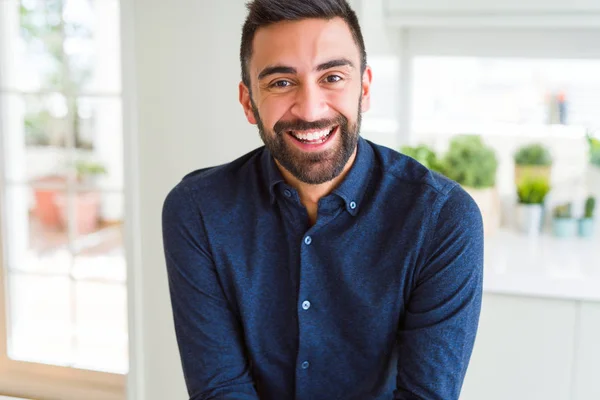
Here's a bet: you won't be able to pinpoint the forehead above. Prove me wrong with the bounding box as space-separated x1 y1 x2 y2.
250 17 360 75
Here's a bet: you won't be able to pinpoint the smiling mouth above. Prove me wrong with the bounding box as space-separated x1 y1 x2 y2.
287 126 337 144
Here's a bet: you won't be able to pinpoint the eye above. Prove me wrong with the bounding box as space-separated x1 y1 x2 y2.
271 80 292 88
324 75 342 83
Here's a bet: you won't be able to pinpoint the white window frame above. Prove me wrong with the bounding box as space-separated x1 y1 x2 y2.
0 1 130 398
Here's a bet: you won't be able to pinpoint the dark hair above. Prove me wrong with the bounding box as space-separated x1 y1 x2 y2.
240 0 367 87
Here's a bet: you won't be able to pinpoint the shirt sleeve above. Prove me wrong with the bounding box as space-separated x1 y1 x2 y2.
162 184 260 400
394 185 484 400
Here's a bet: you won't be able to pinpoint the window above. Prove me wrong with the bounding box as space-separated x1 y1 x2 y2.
0 0 126 398
411 56 596 199
403 28 600 226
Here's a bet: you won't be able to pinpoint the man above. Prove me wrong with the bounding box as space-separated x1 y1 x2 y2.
161 0 484 399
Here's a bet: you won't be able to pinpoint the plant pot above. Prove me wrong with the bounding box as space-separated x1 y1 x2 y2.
55 191 102 235
516 203 544 235
578 218 595 238
32 175 67 229
514 165 552 186
552 218 577 238
463 186 501 237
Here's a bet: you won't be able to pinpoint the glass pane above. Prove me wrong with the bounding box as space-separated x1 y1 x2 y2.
74 282 128 373
412 57 600 131
1 93 71 183
64 0 122 94
73 96 123 191
7 273 74 366
411 57 597 200
0 0 63 92
4 184 72 274
0 0 121 94
72 192 125 281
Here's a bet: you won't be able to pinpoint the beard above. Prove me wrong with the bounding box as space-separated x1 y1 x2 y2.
251 98 362 185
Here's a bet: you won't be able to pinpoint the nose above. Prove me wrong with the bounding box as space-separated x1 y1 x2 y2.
290 82 329 122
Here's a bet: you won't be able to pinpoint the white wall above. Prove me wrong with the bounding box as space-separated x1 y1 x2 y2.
127 0 260 399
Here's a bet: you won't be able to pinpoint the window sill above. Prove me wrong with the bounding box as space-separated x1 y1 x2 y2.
0 366 125 400
483 228 600 302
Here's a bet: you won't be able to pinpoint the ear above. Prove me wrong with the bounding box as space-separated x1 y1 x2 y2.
239 81 258 125
360 65 373 113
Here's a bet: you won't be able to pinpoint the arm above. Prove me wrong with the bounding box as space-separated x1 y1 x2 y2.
162 184 260 400
394 186 484 400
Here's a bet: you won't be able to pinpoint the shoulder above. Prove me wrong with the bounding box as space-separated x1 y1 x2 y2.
368 140 480 221
179 146 265 191
162 146 266 214
369 140 456 196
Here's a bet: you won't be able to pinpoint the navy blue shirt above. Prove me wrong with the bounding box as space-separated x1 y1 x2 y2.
162 137 484 400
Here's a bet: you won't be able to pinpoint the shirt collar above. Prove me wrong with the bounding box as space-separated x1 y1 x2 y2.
262 136 375 216
262 147 285 205
331 137 374 216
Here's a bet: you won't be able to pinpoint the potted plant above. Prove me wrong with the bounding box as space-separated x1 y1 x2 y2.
54 160 108 235
552 202 577 238
442 135 499 236
513 143 552 185
578 196 596 238
400 144 445 173
515 176 551 235
75 160 107 185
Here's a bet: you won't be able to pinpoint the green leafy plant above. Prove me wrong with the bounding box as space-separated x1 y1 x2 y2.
400 144 445 173
74 160 107 180
516 176 551 204
584 196 596 219
441 135 498 189
553 203 573 219
514 143 552 166
587 133 600 167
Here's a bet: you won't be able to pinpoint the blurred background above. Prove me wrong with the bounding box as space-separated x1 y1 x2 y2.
0 0 598 399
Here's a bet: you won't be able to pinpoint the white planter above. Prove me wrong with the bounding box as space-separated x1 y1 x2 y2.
516 203 544 235
464 186 501 237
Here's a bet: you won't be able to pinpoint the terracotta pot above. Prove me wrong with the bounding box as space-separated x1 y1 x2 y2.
32 175 67 229
514 165 552 185
55 191 102 235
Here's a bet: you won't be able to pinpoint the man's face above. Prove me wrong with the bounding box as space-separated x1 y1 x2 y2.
239 17 372 185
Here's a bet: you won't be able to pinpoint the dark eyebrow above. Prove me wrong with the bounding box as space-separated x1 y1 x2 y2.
258 65 297 80
316 58 355 71
257 58 355 81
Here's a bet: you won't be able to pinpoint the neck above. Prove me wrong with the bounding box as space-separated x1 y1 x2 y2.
275 148 357 223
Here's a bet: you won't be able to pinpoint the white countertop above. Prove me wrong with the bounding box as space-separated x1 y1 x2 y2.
483 229 600 302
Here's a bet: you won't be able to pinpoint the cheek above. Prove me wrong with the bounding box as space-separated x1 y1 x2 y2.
328 90 360 119
258 95 293 128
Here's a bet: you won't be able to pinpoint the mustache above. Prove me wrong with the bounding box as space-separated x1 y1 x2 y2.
273 114 347 135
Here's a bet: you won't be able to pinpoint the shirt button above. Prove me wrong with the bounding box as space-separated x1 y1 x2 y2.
350 201 357 210
302 300 311 310
301 361 310 369
304 236 312 245
284 189 292 198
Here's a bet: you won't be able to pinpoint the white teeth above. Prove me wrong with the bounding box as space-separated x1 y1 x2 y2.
291 128 332 141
